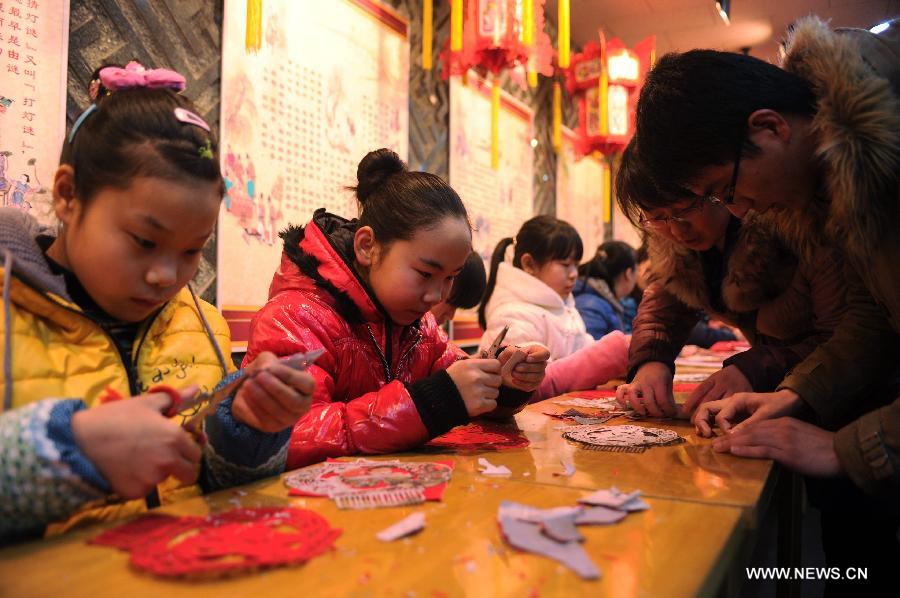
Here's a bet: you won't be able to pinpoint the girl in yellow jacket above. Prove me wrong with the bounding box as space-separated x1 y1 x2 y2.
0 63 314 543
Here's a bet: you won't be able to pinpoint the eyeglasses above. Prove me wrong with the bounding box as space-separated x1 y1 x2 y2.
707 134 744 206
638 197 708 230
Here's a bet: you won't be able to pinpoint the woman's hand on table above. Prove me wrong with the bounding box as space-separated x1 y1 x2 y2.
615 361 676 418
711 417 841 476
692 388 803 437
683 365 752 415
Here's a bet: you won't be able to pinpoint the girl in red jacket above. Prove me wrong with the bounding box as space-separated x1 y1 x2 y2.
244 149 550 470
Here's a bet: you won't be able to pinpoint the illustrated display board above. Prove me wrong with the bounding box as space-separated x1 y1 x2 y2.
218 0 409 346
449 74 534 262
0 0 69 223
555 127 606 254
612 182 643 248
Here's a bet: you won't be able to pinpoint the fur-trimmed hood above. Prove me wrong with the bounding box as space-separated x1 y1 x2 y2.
779 16 900 260
275 208 385 325
647 214 797 318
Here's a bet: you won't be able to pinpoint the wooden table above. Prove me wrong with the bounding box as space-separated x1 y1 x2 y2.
0 465 747 598
0 390 774 597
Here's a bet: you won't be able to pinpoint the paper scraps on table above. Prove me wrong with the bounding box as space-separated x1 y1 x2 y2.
497 493 651 580
544 408 617 425
579 487 650 512
563 424 684 453
673 372 710 383
284 458 453 509
376 512 426 542
553 397 622 411
89 507 341 578
498 502 599 580
425 421 530 452
478 457 512 476
553 459 576 477
709 340 751 353
575 505 628 525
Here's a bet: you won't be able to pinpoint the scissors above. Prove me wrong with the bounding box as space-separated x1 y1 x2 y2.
480 324 510 359
99 348 325 435
180 348 325 433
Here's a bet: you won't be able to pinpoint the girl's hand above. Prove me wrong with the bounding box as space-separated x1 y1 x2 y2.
72 388 202 499
232 351 316 433
616 361 677 418
446 359 502 417
498 344 550 392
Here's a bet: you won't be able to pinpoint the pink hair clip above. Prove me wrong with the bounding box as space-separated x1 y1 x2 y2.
174 107 210 132
98 61 186 93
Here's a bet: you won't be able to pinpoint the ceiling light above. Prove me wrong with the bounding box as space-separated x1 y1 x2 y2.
870 21 891 34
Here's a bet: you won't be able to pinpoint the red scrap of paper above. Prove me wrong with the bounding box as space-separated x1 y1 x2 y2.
672 383 700 393
569 389 617 400
90 507 341 578
427 421 530 452
709 340 751 353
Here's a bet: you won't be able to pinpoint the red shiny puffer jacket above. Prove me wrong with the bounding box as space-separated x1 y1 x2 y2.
244 210 473 470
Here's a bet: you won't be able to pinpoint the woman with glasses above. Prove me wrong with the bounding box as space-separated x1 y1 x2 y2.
613 141 848 419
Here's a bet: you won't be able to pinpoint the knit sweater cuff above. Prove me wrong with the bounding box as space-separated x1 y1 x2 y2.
47 400 111 493
406 370 470 437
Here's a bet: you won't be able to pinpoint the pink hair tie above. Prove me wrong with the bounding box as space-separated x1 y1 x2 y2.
98 61 186 93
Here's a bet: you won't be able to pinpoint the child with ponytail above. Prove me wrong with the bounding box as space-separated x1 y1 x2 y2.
241 149 550 471
478 216 629 400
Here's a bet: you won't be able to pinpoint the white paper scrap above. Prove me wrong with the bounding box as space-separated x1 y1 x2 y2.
376 512 426 542
478 457 512 477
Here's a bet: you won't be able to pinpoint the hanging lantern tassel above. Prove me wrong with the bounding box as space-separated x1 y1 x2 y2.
422 0 433 70
451 0 463 52
599 62 609 136
552 81 562 152
558 0 570 68
602 161 612 224
491 76 501 169
245 0 263 53
523 0 537 87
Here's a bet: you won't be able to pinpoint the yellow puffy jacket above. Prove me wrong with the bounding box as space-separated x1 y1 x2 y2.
0 209 233 535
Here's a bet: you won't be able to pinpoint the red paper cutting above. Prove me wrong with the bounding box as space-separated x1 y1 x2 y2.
426 421 530 452
90 507 341 578
285 458 455 502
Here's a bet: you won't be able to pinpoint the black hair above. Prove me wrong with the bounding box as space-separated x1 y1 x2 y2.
635 238 649 264
446 251 486 309
478 215 583 329
61 65 223 204
615 138 694 229
578 241 637 291
352 148 470 245
635 50 816 188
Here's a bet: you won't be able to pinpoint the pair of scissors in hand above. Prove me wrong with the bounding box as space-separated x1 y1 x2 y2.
180 348 325 433
480 325 510 359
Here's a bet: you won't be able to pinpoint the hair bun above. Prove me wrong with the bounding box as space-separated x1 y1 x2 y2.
355 148 406 203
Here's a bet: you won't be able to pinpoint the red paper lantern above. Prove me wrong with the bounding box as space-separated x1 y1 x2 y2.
565 34 655 157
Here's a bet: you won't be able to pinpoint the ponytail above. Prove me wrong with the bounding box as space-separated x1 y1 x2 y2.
478 237 514 329
579 241 637 290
